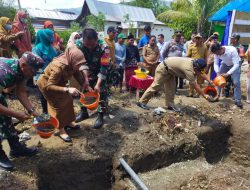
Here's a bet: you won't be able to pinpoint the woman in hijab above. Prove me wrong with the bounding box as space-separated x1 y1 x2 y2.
32 29 58 114
0 17 23 58
44 21 64 53
37 46 86 142
67 32 81 48
12 11 32 58
67 32 81 90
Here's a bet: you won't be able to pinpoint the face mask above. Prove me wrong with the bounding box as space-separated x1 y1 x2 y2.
20 18 27 24
5 24 12 31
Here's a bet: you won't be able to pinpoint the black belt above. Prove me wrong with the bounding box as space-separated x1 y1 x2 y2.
163 61 169 71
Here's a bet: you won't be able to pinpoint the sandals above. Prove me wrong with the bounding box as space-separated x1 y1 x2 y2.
54 132 72 142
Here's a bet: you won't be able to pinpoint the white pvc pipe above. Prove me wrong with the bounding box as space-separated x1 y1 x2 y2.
119 158 149 190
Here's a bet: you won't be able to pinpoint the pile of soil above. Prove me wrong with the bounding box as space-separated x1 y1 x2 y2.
36 125 54 133
83 96 96 104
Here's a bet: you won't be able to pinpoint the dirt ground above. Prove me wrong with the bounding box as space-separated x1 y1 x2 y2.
0 63 249 190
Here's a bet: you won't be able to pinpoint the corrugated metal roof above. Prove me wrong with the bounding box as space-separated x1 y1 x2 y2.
154 20 165 25
86 0 156 23
26 8 77 21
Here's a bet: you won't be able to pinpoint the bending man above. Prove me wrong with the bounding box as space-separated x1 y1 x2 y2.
137 57 213 110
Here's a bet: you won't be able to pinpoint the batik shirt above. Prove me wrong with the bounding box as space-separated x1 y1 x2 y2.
0 58 24 92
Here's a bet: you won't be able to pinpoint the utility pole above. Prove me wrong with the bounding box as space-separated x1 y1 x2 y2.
17 0 21 10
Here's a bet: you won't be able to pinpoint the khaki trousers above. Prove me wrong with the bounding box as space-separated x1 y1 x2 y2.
139 63 176 106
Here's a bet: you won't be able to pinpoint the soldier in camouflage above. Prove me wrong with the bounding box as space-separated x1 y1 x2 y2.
75 28 111 129
0 52 44 171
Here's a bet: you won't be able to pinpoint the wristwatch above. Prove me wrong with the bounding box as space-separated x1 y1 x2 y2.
27 108 35 115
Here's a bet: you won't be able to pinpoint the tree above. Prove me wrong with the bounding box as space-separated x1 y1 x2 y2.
26 15 36 43
123 14 136 36
157 0 230 39
86 12 105 32
0 0 16 19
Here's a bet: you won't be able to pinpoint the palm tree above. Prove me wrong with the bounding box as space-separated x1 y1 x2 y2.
157 0 229 38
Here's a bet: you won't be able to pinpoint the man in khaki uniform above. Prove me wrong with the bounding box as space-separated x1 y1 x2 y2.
187 33 208 97
104 26 116 67
142 35 160 76
137 57 214 110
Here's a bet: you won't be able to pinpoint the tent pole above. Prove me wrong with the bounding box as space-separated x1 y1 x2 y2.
209 22 212 36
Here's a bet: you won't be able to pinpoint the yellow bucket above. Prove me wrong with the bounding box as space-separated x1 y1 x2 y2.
134 69 149 79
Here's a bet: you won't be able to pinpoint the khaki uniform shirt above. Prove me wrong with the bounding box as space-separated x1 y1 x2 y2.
187 43 208 59
104 36 115 64
143 44 160 63
164 57 196 84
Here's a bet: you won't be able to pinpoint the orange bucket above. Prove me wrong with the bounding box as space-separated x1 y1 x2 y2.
213 75 226 88
203 86 218 97
33 116 59 139
79 91 100 111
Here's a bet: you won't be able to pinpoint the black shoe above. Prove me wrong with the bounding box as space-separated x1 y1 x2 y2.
93 113 104 129
167 105 181 112
75 107 89 123
136 102 150 110
9 144 37 158
0 146 14 171
64 125 81 130
8 137 38 158
235 101 243 109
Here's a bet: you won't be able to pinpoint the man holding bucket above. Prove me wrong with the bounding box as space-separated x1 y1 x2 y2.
211 42 243 108
137 57 214 111
75 28 111 129
0 52 44 171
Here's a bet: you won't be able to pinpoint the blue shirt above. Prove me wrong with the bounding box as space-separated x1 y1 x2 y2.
138 35 150 48
157 42 167 62
115 43 126 68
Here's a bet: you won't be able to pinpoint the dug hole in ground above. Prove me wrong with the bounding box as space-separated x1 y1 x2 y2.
0 63 249 190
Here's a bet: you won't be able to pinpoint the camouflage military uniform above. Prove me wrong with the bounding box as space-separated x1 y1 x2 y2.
77 42 111 113
0 58 25 140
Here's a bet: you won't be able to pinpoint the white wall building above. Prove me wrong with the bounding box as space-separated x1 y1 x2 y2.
77 0 174 40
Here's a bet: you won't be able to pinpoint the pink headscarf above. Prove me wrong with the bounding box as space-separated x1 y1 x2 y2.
12 11 32 56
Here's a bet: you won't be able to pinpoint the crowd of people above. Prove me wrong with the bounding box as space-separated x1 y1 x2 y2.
0 10 250 171
137 26 250 110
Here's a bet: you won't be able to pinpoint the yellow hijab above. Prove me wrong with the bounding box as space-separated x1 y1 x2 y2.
0 17 11 34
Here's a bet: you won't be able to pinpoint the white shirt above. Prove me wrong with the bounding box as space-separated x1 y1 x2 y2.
214 46 240 75
157 41 166 61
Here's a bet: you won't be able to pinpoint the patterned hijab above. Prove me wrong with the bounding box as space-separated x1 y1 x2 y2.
12 11 32 53
12 11 27 30
34 29 57 61
0 17 11 34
